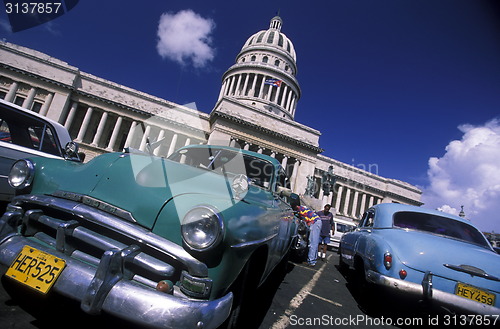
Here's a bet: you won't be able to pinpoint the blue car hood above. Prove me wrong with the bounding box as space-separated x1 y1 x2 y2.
386 229 500 288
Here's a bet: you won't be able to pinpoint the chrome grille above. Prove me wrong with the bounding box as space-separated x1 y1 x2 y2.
7 194 206 289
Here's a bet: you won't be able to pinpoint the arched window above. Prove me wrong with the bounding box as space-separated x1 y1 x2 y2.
251 55 256 61
274 60 280 66
263 56 268 63
278 35 284 47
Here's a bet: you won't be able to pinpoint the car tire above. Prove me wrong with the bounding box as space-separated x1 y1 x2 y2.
220 256 261 329
337 244 348 273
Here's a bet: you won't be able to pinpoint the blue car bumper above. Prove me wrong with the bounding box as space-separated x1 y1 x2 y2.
367 270 500 315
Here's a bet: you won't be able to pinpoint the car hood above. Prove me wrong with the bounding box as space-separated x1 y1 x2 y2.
50 153 242 229
386 229 500 287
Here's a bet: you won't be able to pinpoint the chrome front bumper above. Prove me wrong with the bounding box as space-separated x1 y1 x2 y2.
0 196 233 329
367 270 500 315
0 234 232 329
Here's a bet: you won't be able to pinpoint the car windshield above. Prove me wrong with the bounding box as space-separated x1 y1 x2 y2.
169 147 275 189
393 211 490 248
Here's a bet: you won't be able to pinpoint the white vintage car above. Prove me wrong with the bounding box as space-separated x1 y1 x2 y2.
0 99 81 204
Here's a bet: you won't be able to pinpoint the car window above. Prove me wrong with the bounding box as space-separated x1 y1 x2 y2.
169 147 275 189
0 109 62 156
360 211 375 227
393 211 490 248
0 119 11 143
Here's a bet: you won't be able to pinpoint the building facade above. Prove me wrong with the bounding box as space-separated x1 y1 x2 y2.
0 16 422 221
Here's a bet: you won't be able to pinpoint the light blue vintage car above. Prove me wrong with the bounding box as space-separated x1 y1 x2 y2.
339 203 500 315
0 144 300 328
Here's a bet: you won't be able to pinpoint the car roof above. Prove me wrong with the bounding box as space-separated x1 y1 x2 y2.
0 99 73 147
370 203 478 228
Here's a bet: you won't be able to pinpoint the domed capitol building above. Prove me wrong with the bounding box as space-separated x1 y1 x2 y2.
0 15 422 221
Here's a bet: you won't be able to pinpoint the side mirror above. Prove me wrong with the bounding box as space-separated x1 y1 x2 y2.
64 142 83 162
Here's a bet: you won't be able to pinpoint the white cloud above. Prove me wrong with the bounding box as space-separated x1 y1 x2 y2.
156 10 215 68
422 118 500 232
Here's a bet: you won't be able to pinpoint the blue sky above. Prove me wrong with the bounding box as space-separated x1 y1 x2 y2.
1 0 499 232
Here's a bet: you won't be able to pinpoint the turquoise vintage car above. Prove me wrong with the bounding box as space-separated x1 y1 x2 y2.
339 203 500 315
0 144 300 328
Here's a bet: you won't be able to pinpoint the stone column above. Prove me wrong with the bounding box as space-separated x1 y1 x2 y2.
91 111 108 147
285 90 293 111
106 116 123 151
235 74 242 96
5 81 18 102
281 155 288 168
335 185 344 215
291 160 300 191
258 75 266 98
242 73 250 96
368 195 375 208
167 133 178 156
22 87 37 109
359 193 367 215
139 125 152 151
250 74 258 97
218 79 227 100
76 107 93 142
228 76 236 97
343 188 351 216
39 93 54 116
64 102 78 129
124 121 137 149
154 130 165 156
351 190 359 218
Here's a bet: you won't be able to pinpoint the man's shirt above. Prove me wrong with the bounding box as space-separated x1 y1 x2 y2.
317 210 334 236
296 206 320 226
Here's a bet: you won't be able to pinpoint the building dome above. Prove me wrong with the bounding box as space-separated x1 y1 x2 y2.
241 16 297 63
217 16 301 120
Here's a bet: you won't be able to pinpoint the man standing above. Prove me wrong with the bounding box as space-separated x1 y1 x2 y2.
294 204 322 267
317 204 334 262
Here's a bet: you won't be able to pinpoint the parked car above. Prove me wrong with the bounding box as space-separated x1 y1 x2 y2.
0 144 300 328
0 99 81 204
339 203 500 315
328 217 356 249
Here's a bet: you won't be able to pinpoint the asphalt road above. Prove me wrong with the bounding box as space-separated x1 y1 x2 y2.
0 251 496 328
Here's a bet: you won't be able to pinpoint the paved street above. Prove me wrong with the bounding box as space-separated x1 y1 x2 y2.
0 251 495 328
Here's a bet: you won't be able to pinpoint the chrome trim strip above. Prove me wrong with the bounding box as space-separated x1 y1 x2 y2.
444 263 500 282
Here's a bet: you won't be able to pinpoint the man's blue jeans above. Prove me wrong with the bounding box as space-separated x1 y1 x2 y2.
307 220 322 265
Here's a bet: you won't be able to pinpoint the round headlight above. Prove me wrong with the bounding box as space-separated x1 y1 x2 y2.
8 159 35 189
181 206 223 251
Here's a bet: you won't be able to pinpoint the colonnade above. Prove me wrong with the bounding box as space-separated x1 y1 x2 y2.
218 72 298 118
330 184 382 219
1 79 53 115
63 103 201 157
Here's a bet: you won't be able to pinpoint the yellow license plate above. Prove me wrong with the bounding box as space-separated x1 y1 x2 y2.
5 246 66 294
455 282 496 306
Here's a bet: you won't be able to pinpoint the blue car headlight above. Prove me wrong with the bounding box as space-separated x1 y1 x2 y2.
181 206 224 251
8 159 35 190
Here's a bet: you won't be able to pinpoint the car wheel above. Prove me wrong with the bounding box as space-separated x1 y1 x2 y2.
337 244 348 273
220 256 261 329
